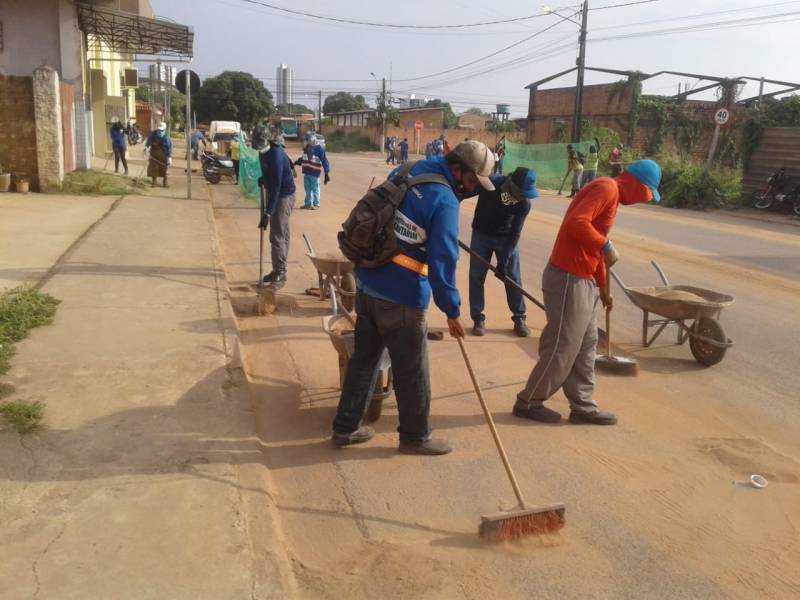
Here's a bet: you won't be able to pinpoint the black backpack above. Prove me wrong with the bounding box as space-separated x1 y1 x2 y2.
338 161 450 269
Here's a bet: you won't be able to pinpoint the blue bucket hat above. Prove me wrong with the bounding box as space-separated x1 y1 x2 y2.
510 167 539 199
626 159 662 203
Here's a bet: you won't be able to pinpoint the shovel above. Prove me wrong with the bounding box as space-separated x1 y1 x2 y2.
594 302 639 376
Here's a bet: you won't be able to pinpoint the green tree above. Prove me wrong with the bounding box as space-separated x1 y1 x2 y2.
464 107 489 116
425 99 458 129
277 103 314 115
193 71 274 130
323 92 369 115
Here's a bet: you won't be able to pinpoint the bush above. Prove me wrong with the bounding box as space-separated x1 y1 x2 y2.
325 130 375 153
658 154 742 210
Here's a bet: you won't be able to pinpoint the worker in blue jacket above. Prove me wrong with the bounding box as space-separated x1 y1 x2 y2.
469 167 538 338
332 141 496 456
109 117 129 175
296 133 330 210
257 134 296 288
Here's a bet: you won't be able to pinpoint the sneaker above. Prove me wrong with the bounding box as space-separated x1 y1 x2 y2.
300 205 310 210
332 426 375 446
513 318 530 338
472 320 486 336
513 402 561 423
569 410 618 425
399 438 452 455
312 205 320 210
268 273 287 290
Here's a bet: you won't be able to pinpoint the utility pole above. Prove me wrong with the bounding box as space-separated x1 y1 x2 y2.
380 77 387 152
156 58 162 126
185 70 192 200
758 76 765 110
318 89 322 135
572 0 589 143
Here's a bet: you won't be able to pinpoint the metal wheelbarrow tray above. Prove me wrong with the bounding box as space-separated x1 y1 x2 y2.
611 261 734 366
302 233 356 310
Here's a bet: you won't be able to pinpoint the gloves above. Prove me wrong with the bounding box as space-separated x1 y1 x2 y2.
258 212 270 230
324 173 331 185
167 157 172 166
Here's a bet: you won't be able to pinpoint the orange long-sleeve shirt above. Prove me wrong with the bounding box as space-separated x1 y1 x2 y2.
549 174 649 288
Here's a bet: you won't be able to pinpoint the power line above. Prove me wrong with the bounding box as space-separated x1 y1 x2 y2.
590 0 658 10
234 0 557 29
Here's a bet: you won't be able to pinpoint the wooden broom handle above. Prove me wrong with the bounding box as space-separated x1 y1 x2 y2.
456 337 527 509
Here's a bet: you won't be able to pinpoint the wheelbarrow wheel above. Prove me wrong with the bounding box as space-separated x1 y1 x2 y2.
689 317 728 366
340 272 357 313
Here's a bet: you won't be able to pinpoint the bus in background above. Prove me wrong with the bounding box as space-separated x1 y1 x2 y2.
278 116 299 140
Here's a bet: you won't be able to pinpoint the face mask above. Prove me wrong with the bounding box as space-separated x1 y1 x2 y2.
156 130 165 138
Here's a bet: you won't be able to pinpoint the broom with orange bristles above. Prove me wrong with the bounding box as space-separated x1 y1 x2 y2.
456 337 566 541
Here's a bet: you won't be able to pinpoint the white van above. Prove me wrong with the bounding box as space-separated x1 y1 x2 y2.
209 121 241 153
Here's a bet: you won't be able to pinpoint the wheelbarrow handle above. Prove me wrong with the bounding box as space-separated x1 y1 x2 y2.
651 260 670 286
328 282 356 326
302 233 315 256
457 240 545 312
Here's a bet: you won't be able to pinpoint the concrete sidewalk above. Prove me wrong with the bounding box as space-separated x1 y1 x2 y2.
0 169 292 598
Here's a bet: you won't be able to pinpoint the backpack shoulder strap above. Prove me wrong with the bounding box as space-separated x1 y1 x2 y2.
406 173 451 188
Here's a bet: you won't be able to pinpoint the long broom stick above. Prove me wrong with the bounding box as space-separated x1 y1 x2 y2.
456 337 565 541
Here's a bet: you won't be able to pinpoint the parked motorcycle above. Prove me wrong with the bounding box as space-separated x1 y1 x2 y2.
200 150 235 184
752 167 800 216
127 121 142 146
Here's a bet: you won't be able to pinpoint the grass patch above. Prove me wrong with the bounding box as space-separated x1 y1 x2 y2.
325 130 375 153
0 399 44 433
0 383 15 400
0 286 60 375
58 169 148 196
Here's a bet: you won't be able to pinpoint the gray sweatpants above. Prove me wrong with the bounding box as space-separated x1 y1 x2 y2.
516 263 600 414
270 193 295 275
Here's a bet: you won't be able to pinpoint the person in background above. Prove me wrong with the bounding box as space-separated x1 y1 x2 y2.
425 141 433 160
191 129 206 160
608 143 624 177
229 136 240 184
331 141 496 455
144 121 172 187
469 166 538 338
109 117 129 176
257 134 296 288
513 160 662 426
581 137 601 188
570 149 585 198
399 138 409 163
296 132 331 210
494 137 506 174
442 135 452 156
386 135 398 165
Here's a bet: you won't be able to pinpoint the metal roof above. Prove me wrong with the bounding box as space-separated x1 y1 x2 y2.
77 3 193 58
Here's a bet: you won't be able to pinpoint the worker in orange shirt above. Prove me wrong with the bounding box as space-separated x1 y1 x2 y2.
513 160 662 426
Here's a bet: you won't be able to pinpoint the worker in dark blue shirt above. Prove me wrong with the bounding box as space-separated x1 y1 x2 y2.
469 167 538 337
257 134 296 288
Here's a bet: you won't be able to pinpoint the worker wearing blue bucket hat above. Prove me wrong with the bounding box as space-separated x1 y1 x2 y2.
513 159 661 426
469 166 539 338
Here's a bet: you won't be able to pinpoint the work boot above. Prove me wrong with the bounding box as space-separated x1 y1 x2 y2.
399 438 452 456
262 271 276 284
513 401 561 423
332 426 375 447
268 273 287 290
472 320 486 336
569 410 618 425
513 317 530 338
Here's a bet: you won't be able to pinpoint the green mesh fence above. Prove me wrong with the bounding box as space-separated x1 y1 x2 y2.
237 131 262 204
502 140 595 191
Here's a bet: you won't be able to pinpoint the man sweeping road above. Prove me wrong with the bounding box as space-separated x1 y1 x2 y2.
513 160 662 425
469 166 538 338
333 141 496 455
257 134 296 289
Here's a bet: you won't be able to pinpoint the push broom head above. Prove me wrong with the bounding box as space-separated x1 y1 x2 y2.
479 503 566 542
595 355 639 376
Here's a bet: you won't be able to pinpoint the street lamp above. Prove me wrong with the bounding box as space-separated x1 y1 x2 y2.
370 72 387 152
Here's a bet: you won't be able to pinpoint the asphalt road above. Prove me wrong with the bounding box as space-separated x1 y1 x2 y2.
213 150 800 599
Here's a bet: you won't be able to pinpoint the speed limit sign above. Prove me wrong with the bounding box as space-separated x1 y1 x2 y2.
714 108 730 126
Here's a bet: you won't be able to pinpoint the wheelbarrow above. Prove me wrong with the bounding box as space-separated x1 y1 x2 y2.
303 234 356 311
321 284 391 422
611 261 734 366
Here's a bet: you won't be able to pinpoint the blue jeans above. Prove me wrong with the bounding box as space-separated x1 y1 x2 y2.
582 170 597 187
468 229 525 323
303 174 321 207
333 292 431 442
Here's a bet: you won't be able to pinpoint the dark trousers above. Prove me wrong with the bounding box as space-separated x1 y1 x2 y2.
468 229 525 323
333 292 431 442
232 159 239 182
113 144 128 173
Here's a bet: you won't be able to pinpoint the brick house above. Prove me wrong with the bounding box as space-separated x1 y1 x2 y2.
0 0 191 191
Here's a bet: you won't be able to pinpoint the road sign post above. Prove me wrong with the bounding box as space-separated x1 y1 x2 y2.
414 120 423 156
706 107 730 168
176 69 200 199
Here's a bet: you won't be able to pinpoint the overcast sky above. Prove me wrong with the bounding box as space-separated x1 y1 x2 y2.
150 0 799 116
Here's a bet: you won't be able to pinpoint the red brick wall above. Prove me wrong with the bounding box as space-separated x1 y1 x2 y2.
396 108 445 130
60 82 76 173
0 75 39 190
